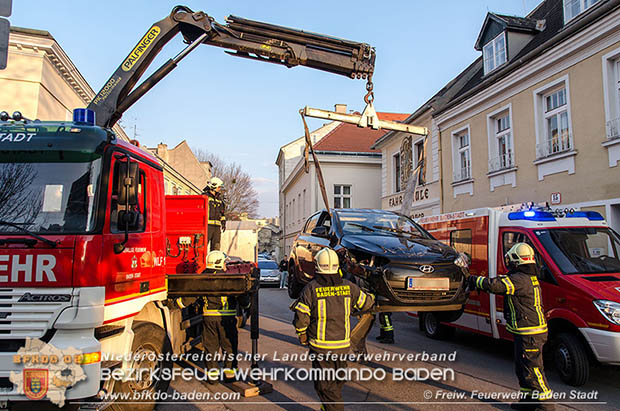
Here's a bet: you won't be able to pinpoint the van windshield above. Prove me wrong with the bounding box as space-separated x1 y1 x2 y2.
534 227 620 274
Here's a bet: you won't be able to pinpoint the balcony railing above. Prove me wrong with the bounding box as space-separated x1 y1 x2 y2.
453 166 471 183
606 118 620 140
536 133 572 159
488 151 514 173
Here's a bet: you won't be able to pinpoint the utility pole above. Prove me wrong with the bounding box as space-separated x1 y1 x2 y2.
0 0 11 70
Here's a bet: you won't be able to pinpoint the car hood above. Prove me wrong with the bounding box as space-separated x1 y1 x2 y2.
568 274 620 302
341 234 458 264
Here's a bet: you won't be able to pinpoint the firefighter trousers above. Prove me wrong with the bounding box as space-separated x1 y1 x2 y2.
202 316 238 372
311 353 347 411
208 224 221 251
378 312 394 339
514 333 555 410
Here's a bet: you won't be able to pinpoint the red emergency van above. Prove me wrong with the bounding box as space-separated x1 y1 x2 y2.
419 205 620 386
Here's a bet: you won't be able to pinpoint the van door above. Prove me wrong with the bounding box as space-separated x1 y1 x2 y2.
450 219 493 335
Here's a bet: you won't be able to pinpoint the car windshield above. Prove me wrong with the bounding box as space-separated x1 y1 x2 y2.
336 210 430 238
0 152 102 233
534 227 620 274
258 261 278 270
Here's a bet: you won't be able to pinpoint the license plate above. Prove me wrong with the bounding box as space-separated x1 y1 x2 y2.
406 277 449 291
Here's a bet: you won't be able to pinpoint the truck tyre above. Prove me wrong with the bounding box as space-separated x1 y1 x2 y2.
420 312 455 340
287 265 303 299
553 333 589 387
108 323 173 411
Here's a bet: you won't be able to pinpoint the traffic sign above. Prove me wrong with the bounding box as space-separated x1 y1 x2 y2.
0 17 8 70
0 0 11 17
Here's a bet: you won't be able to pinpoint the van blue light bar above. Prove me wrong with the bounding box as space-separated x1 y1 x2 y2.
566 211 604 221
508 211 556 221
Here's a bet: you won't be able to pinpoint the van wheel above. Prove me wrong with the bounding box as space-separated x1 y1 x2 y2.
108 323 173 411
421 312 455 340
287 266 303 299
553 333 589 386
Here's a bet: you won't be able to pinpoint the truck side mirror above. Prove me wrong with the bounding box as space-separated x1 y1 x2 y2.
117 161 139 206
117 210 140 231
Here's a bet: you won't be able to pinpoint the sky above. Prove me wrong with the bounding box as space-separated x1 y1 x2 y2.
11 0 542 218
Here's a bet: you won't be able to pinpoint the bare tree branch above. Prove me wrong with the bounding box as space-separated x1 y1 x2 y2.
192 148 260 219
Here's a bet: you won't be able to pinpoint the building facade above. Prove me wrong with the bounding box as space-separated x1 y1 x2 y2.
146 141 211 195
277 107 407 257
433 0 620 230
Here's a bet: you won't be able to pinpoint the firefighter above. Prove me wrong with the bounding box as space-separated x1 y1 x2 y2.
376 312 394 344
468 243 554 411
200 250 250 383
292 248 375 411
204 177 226 251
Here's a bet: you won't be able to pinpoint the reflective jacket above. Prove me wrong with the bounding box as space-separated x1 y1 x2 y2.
208 193 226 228
293 278 374 353
201 294 250 318
471 266 547 335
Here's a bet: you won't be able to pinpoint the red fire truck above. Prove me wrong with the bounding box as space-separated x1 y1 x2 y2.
0 5 376 407
418 205 620 386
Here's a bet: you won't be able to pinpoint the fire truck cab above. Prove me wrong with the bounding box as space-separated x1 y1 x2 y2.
419 205 620 387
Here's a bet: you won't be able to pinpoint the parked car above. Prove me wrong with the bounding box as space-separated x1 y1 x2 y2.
288 209 468 317
258 259 281 286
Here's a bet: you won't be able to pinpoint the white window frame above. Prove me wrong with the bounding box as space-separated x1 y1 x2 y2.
451 125 472 183
483 32 507 75
392 151 401 193
533 75 574 160
486 104 515 173
564 0 601 23
333 184 352 209
602 47 620 141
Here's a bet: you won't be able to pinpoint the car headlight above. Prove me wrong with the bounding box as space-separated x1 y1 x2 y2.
454 253 469 269
593 300 620 326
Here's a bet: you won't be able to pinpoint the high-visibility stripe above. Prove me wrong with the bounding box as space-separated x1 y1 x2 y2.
506 325 548 335
203 309 237 316
356 292 367 309
317 299 327 342
525 348 539 352
221 296 228 310
501 277 515 295
296 327 307 333
208 220 222 226
476 276 485 288
344 297 351 340
533 367 551 397
295 302 311 315
531 279 546 326
309 338 351 350
176 297 185 308
507 296 517 330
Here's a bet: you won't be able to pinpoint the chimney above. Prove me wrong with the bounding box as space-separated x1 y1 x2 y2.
157 143 169 162
334 104 347 114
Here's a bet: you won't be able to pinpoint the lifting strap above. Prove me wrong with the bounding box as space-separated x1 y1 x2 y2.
300 110 332 216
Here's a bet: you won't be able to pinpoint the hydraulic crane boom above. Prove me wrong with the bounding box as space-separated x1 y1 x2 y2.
88 5 376 128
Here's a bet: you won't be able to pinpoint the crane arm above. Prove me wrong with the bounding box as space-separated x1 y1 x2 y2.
88 6 375 128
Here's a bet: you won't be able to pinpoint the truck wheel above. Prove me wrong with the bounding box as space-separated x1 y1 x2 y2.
287 267 303 299
108 323 173 411
553 333 589 386
421 312 455 340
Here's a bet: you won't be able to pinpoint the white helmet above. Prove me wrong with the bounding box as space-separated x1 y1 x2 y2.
505 243 536 266
207 177 223 190
206 250 226 271
314 248 339 275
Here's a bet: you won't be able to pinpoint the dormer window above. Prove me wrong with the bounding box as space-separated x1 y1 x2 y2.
564 0 601 23
483 32 507 74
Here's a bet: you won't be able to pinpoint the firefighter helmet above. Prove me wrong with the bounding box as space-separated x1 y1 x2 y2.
206 250 226 271
505 243 536 266
314 248 339 275
206 177 224 190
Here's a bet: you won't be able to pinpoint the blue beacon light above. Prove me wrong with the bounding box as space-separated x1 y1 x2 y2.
73 108 96 126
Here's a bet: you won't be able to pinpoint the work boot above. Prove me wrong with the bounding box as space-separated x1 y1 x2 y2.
378 330 394 344
375 329 386 341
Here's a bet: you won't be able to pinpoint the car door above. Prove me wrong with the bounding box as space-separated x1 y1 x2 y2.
295 212 320 276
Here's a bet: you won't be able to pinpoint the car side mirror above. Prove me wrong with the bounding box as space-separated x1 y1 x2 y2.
311 226 329 238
